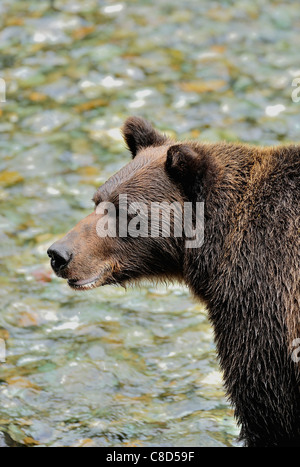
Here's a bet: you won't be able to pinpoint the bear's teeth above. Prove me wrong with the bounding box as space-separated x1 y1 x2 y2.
68 276 99 287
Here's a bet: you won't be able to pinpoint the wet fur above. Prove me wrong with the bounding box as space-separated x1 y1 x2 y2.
49 117 300 447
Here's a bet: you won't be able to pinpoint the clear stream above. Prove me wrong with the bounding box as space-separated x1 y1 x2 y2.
0 0 299 447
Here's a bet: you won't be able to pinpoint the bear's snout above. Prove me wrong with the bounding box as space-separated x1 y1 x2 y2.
47 242 72 275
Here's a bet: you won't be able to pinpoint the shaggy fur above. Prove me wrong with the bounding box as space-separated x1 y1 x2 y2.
48 117 300 447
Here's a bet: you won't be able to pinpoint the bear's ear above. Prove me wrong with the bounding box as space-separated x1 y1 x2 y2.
122 116 167 158
165 144 199 192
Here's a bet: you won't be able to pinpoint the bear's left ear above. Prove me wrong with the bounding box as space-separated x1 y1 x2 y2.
122 116 167 158
165 144 199 193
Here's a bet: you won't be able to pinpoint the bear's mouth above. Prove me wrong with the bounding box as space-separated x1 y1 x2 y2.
67 262 115 290
68 276 102 290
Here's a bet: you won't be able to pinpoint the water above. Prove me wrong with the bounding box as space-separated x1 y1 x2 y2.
0 0 299 446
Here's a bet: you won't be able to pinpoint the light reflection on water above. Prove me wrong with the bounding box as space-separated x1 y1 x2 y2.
0 0 299 447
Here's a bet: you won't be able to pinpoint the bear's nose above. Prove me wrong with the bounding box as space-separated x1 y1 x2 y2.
47 243 72 273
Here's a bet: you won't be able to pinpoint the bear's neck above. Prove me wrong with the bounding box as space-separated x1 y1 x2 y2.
183 141 265 299
183 142 300 447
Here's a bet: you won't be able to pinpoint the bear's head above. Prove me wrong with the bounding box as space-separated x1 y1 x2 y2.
47 117 204 290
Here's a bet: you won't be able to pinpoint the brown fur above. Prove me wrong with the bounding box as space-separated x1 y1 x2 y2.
48 117 300 446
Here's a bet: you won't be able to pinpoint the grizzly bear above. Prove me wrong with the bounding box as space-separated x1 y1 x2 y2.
48 116 300 447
